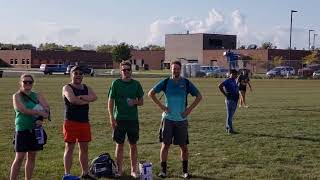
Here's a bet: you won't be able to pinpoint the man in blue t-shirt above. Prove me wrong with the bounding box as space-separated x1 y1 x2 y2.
218 69 239 134
148 61 202 179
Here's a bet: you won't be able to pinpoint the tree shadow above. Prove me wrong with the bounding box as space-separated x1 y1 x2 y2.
243 132 320 143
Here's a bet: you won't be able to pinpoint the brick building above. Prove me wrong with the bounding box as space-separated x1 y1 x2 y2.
0 49 113 69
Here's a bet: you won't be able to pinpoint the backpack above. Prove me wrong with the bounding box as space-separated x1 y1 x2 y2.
160 77 191 107
89 153 117 178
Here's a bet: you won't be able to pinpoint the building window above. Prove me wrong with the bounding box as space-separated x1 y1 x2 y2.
26 59 30 64
10 59 14 64
22 59 25 64
130 59 132 64
133 59 136 65
141 59 144 66
15 59 18 64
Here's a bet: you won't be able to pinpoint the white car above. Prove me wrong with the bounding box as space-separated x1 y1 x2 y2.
266 66 295 78
313 70 320 79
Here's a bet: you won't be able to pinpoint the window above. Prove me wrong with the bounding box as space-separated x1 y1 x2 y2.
133 59 136 65
208 39 223 47
141 59 144 66
15 59 18 64
10 59 14 64
26 59 30 64
22 59 25 64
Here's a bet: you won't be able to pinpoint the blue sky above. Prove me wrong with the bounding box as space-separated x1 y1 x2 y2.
1 0 319 49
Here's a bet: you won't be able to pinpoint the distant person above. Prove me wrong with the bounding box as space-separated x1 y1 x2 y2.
237 70 252 108
62 66 97 180
148 61 202 179
107 61 144 178
10 74 50 180
218 69 239 134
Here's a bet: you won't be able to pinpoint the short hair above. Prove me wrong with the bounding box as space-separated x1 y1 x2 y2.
229 69 238 74
20 73 34 82
71 65 81 73
119 61 131 69
171 61 181 67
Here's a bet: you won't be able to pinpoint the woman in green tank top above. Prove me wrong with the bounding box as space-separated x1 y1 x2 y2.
10 74 50 180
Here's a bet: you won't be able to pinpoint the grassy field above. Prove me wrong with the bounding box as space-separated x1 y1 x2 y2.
0 76 320 180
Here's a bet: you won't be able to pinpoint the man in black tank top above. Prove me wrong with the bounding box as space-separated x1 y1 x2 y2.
62 66 97 179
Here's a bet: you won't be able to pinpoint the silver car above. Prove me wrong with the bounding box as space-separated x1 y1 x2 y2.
313 70 320 79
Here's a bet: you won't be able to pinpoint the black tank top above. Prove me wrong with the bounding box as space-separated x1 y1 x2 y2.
64 84 89 122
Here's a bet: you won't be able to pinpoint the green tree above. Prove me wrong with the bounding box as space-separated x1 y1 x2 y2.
63 45 82 52
261 42 274 49
38 43 63 51
303 51 319 64
141 44 165 50
96 44 115 53
111 43 131 63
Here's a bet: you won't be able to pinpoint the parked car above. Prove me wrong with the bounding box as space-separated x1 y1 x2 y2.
313 70 320 79
298 64 320 77
65 65 95 76
200 66 219 76
266 66 295 78
39 64 68 75
206 67 229 77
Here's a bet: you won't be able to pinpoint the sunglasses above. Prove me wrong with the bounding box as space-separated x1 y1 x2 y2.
121 68 131 72
73 72 83 75
23 81 33 85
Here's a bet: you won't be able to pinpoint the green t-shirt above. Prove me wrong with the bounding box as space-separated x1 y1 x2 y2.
108 79 144 121
15 91 38 131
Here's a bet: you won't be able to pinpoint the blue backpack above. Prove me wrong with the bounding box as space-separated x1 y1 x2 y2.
89 153 116 178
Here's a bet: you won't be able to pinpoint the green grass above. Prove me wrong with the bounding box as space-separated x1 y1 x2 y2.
1 77 320 179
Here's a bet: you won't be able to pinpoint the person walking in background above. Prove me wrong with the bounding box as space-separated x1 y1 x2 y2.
148 61 202 179
62 66 97 180
107 61 144 178
10 74 49 180
237 69 252 108
218 69 239 134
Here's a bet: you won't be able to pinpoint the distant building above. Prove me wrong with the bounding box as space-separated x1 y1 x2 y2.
165 33 237 65
0 49 113 69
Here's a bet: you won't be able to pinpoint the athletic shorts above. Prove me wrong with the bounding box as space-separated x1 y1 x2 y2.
63 120 91 143
239 85 247 92
159 119 189 145
113 120 139 144
13 130 43 152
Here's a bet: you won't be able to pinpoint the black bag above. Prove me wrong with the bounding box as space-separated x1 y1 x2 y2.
89 153 117 178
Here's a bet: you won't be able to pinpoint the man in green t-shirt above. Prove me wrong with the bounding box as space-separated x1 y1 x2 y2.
107 61 144 178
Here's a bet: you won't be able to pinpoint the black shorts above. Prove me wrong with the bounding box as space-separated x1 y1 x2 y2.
13 130 43 152
239 85 247 92
113 120 139 144
159 119 189 145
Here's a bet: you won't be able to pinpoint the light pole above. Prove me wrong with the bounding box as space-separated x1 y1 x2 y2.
289 10 297 61
309 29 315 50
313 33 318 50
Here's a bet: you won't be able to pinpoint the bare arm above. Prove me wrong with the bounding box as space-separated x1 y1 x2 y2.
182 93 202 117
79 86 97 102
37 92 50 112
13 93 48 118
107 97 117 129
62 85 88 105
148 89 169 113
218 82 227 97
248 81 252 91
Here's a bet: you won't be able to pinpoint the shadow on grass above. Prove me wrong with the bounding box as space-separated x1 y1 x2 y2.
244 132 320 142
282 107 320 112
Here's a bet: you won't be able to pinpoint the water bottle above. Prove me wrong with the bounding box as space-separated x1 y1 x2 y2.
34 126 44 145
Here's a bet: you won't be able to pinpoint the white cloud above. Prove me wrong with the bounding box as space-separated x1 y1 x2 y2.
146 9 310 49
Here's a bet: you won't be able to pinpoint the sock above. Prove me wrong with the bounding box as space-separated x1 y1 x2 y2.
182 160 188 173
161 161 167 174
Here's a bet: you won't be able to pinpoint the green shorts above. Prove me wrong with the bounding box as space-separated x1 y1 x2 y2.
113 120 139 144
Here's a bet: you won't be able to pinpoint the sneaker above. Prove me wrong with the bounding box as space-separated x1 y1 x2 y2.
158 171 167 178
244 105 249 108
131 172 140 179
81 174 96 180
226 129 238 134
182 173 191 179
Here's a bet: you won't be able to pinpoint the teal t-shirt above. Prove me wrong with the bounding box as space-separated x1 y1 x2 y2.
108 79 144 121
153 78 199 121
15 91 38 131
